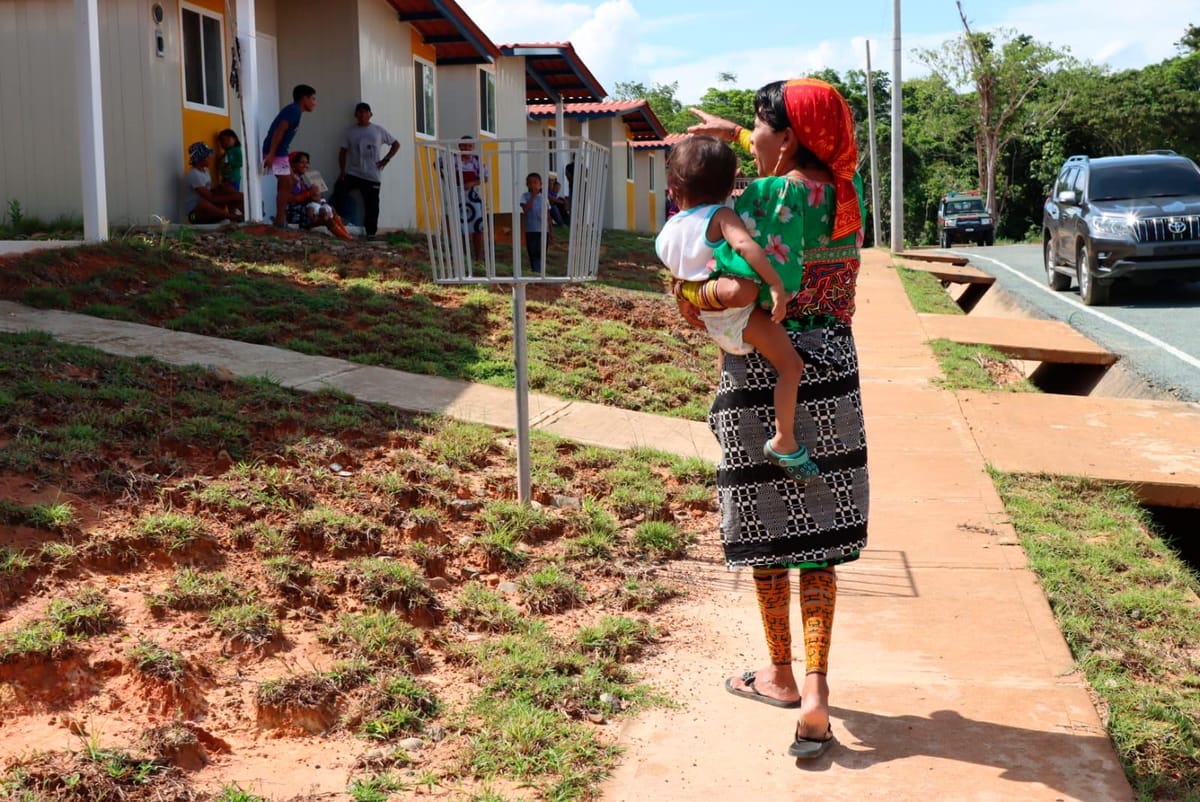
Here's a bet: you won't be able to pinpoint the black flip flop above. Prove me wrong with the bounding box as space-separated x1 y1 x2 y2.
724 671 802 709
788 724 835 759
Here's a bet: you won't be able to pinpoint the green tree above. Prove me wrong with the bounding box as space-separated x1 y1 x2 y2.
611 80 693 134
1178 23 1200 53
918 2 1072 223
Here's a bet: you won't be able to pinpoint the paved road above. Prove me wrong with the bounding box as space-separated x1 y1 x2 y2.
945 244 1200 402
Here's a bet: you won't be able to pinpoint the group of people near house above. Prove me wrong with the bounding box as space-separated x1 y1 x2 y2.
184 84 398 241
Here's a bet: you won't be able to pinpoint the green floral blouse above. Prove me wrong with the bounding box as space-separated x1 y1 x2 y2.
714 173 866 326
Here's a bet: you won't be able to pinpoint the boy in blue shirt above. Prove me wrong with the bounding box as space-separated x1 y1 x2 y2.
520 172 545 273
263 84 317 228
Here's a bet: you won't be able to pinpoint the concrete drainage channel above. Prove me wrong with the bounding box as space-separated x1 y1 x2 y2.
946 278 1179 401
938 267 1200 573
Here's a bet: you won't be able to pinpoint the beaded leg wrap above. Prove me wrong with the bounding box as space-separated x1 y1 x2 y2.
800 568 836 675
753 567 792 665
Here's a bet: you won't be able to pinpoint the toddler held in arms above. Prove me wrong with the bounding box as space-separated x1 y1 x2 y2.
655 135 818 481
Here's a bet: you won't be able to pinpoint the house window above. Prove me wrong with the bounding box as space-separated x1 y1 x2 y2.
626 144 634 181
648 154 655 191
181 3 226 112
479 69 496 135
545 127 557 172
415 58 436 137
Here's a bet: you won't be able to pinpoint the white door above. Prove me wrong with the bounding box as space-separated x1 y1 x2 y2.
257 33 279 220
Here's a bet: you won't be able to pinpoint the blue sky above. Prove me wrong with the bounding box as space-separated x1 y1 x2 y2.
457 0 1193 104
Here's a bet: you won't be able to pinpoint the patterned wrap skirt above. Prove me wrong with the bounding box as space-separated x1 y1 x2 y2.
708 322 869 569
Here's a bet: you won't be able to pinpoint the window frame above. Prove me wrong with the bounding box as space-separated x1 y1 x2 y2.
545 127 558 173
478 67 496 136
648 153 655 191
626 143 634 182
180 2 228 115
414 56 437 139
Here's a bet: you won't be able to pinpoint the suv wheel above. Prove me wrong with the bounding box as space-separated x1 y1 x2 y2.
1044 237 1071 290
1077 242 1110 305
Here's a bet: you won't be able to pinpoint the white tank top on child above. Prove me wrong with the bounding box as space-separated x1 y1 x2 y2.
654 203 725 282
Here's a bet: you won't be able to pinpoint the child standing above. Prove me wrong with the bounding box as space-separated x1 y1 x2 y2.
217 129 243 192
655 135 817 480
520 172 546 274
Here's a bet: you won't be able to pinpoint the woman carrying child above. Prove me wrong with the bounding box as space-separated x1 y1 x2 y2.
680 78 869 760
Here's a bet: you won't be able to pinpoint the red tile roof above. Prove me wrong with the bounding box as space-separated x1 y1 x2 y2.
632 133 688 150
527 100 668 141
499 43 607 104
388 0 500 64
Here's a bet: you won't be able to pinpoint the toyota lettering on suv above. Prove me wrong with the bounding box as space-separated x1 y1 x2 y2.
1042 151 1200 305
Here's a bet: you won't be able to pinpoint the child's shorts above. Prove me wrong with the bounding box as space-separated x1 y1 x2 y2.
699 306 755 355
269 156 291 176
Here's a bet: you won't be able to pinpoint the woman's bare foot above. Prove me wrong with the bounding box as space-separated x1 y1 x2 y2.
727 663 800 705
795 671 830 738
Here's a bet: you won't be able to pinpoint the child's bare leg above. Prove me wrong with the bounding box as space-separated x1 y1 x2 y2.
741 309 805 454
711 276 759 309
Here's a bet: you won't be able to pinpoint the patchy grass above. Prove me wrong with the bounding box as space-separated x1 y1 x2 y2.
0 233 717 419
349 557 438 613
519 565 587 614
576 616 658 661
895 265 965 315
209 602 280 648
928 339 1038 393
614 578 683 613
322 612 425 669
128 639 186 684
359 674 442 740
48 588 119 636
148 569 247 612
992 472 1200 801
631 521 693 560
0 325 713 799
0 498 75 531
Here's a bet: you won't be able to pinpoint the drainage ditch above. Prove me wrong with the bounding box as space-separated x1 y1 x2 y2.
1145 506 1200 576
943 271 1199 572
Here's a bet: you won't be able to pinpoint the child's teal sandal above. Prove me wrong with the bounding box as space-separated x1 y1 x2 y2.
763 442 820 482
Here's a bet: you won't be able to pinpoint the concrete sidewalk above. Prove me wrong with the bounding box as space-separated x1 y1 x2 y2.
0 248 1135 800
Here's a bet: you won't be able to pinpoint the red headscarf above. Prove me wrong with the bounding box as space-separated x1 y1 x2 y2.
783 78 861 242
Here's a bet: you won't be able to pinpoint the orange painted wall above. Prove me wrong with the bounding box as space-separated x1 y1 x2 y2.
179 0 232 176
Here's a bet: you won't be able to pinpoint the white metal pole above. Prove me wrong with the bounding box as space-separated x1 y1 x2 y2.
235 0 262 222
865 41 883 249
889 0 904 252
75 0 108 241
512 283 532 503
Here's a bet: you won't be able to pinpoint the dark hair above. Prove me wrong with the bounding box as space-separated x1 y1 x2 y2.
355 102 371 113
288 151 310 166
666 135 736 206
755 81 822 169
218 128 240 146
526 172 541 182
292 84 316 102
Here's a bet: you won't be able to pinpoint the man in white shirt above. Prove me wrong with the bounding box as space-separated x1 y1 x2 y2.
337 102 399 239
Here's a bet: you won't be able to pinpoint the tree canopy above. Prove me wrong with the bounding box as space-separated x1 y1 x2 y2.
624 20 1199 245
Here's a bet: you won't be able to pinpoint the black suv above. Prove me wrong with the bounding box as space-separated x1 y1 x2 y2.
1042 151 1200 305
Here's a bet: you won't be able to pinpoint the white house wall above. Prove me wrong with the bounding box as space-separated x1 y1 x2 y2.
275 1 361 186
356 0 417 230
0 0 182 226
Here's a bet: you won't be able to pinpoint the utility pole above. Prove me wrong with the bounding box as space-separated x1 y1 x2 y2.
889 0 904 252
865 40 883 249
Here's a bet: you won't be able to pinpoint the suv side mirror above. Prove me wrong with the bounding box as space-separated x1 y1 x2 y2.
1057 190 1078 204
